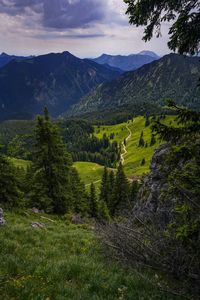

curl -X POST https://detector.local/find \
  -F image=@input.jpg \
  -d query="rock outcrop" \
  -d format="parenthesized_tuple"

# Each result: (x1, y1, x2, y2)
(0, 208, 6, 225)
(136, 144, 174, 224)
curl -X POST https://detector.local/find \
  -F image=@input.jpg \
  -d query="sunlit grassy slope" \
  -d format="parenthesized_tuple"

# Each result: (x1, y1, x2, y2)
(9, 157, 31, 169)
(94, 116, 176, 177)
(0, 210, 179, 300)
(10, 116, 176, 184)
(74, 162, 104, 190)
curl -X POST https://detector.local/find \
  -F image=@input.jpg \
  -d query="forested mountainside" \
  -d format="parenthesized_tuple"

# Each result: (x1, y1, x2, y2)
(71, 54, 200, 116)
(91, 51, 159, 71)
(0, 51, 120, 121)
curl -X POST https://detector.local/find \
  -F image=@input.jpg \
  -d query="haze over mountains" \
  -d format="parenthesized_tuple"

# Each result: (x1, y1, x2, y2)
(0, 51, 120, 120)
(91, 51, 160, 71)
(0, 51, 199, 121)
(72, 54, 200, 116)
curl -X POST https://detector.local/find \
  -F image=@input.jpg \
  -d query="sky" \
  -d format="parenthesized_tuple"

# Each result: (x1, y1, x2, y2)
(0, 0, 171, 58)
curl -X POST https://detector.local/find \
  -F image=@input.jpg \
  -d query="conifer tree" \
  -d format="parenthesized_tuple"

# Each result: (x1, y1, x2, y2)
(150, 134, 156, 146)
(138, 131, 145, 147)
(107, 170, 115, 211)
(70, 167, 88, 215)
(100, 167, 109, 206)
(141, 158, 146, 166)
(89, 182, 98, 218)
(145, 115, 150, 127)
(112, 162, 130, 215)
(29, 108, 73, 214)
(98, 200, 110, 222)
(0, 147, 23, 206)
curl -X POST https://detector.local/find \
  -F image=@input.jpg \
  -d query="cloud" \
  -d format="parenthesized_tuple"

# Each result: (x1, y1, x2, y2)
(0, 0, 125, 29)
(0, 0, 170, 57)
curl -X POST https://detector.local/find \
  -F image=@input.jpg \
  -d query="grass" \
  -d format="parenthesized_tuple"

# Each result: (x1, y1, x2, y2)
(94, 116, 176, 177)
(0, 210, 180, 300)
(9, 116, 177, 183)
(74, 162, 104, 186)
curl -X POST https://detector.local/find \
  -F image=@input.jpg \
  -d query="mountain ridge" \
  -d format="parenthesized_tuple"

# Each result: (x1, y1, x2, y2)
(71, 53, 200, 116)
(90, 51, 160, 71)
(0, 51, 121, 120)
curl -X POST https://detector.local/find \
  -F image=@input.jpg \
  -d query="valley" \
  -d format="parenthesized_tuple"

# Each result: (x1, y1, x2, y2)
(8, 115, 176, 188)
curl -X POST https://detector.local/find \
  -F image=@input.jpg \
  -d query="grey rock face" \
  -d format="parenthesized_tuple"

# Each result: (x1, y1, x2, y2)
(0, 208, 6, 225)
(136, 144, 173, 224)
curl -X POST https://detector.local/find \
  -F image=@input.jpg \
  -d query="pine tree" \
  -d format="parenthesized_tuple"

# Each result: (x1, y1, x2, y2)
(112, 162, 130, 215)
(89, 182, 98, 218)
(98, 200, 110, 222)
(130, 181, 140, 205)
(28, 108, 73, 214)
(138, 131, 145, 147)
(100, 167, 109, 206)
(107, 170, 115, 211)
(0, 147, 23, 207)
(70, 168, 88, 215)
(150, 134, 156, 146)
(145, 115, 150, 127)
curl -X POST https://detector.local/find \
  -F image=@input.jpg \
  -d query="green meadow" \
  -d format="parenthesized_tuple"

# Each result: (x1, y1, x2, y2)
(0, 210, 179, 300)
(10, 116, 177, 185)
(94, 116, 176, 177)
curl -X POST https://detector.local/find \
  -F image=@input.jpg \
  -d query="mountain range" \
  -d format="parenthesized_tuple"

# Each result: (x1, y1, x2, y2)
(71, 54, 200, 116)
(0, 51, 199, 121)
(91, 51, 160, 71)
(0, 52, 32, 69)
(0, 51, 120, 120)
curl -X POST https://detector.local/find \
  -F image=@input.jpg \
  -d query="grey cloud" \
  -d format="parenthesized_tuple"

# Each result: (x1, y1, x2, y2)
(33, 32, 106, 40)
(0, 0, 110, 29)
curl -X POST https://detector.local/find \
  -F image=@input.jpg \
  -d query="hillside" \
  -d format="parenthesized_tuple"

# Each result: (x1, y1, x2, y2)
(91, 51, 159, 71)
(0, 210, 178, 300)
(71, 54, 200, 116)
(0, 52, 120, 120)
(94, 116, 176, 177)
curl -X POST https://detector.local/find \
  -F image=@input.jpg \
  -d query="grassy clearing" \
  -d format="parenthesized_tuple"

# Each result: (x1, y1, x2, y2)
(94, 116, 176, 177)
(0, 210, 179, 300)
(74, 162, 104, 186)
(9, 157, 31, 169)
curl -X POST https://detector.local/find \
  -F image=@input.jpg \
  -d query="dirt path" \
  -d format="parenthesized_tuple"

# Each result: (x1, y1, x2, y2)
(120, 124, 132, 165)
(85, 179, 101, 187)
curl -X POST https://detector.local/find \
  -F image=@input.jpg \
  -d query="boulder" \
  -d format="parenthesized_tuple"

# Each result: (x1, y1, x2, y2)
(31, 222, 45, 228)
(71, 214, 84, 225)
(0, 208, 6, 226)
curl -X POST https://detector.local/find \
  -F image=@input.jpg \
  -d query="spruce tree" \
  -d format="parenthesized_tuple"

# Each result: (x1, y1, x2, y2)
(112, 162, 130, 215)
(145, 115, 150, 127)
(100, 167, 109, 206)
(141, 158, 146, 166)
(0, 148, 23, 206)
(138, 131, 145, 147)
(89, 182, 98, 218)
(150, 134, 156, 146)
(107, 170, 115, 211)
(29, 108, 73, 214)
(70, 168, 88, 215)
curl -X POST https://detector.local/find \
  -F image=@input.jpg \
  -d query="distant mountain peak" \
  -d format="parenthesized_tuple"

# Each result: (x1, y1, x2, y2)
(1, 52, 9, 56)
(138, 51, 160, 58)
(91, 51, 160, 72)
